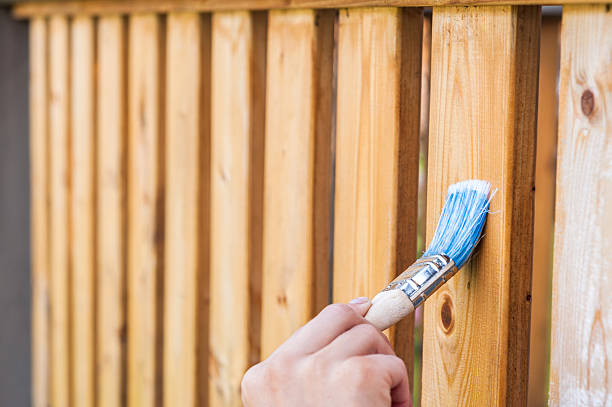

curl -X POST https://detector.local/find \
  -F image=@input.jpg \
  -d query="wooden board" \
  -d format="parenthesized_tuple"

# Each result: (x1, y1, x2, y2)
(97, 15, 126, 407)
(549, 6, 612, 405)
(421, 6, 540, 406)
(48, 15, 71, 407)
(260, 9, 334, 358)
(332, 7, 422, 381)
(127, 14, 164, 407)
(209, 11, 266, 407)
(30, 16, 49, 407)
(528, 15, 559, 407)
(70, 16, 95, 407)
(11, 0, 609, 19)
(163, 12, 210, 407)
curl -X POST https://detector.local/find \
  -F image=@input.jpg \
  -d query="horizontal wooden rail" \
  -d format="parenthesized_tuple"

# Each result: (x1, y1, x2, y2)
(11, 0, 599, 18)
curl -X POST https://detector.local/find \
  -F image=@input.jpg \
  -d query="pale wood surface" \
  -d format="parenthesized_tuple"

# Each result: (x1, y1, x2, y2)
(163, 12, 210, 407)
(209, 11, 266, 407)
(97, 15, 126, 407)
(49, 15, 71, 407)
(11, 0, 605, 19)
(70, 17, 95, 407)
(528, 15, 559, 407)
(549, 6, 612, 405)
(332, 8, 422, 381)
(30, 16, 49, 407)
(261, 9, 334, 358)
(127, 14, 163, 407)
(421, 6, 539, 406)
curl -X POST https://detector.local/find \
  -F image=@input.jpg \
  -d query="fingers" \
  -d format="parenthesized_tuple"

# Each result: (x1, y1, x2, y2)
(361, 354, 412, 407)
(322, 322, 394, 359)
(284, 301, 371, 355)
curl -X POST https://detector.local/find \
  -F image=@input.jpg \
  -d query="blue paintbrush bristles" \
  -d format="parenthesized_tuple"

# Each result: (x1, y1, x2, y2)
(423, 180, 492, 269)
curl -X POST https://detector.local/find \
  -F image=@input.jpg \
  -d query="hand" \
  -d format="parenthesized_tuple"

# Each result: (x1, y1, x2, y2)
(241, 298, 412, 407)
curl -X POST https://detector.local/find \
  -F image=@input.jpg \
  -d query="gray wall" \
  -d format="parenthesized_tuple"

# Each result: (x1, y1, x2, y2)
(0, 6, 30, 406)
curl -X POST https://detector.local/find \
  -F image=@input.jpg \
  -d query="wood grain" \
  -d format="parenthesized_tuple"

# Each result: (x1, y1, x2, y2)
(30, 16, 50, 407)
(97, 15, 126, 407)
(528, 15, 559, 407)
(209, 11, 266, 407)
(127, 14, 164, 407)
(49, 15, 71, 407)
(421, 6, 540, 406)
(70, 16, 96, 407)
(12, 0, 611, 19)
(332, 7, 422, 380)
(549, 6, 612, 405)
(163, 12, 210, 407)
(261, 9, 334, 358)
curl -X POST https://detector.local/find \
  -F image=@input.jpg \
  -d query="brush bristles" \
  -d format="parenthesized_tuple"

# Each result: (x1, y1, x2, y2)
(423, 180, 492, 269)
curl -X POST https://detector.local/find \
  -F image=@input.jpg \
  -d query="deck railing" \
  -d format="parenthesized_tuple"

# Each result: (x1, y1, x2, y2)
(18, 1, 611, 406)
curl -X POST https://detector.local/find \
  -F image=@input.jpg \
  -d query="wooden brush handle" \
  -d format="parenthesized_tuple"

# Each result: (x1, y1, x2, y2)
(364, 289, 415, 331)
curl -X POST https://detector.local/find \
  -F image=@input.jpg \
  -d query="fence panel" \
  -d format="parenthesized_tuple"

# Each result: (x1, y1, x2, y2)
(209, 10, 266, 407)
(332, 7, 422, 383)
(96, 15, 126, 407)
(421, 6, 539, 406)
(549, 6, 612, 405)
(260, 9, 334, 357)
(127, 14, 164, 407)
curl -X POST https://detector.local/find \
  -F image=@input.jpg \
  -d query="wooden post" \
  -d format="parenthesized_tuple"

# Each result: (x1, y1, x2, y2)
(261, 9, 334, 357)
(529, 14, 560, 407)
(549, 6, 612, 405)
(332, 6, 422, 383)
(163, 12, 211, 407)
(49, 15, 71, 407)
(421, 6, 540, 406)
(127, 14, 164, 407)
(70, 16, 96, 407)
(209, 11, 266, 407)
(97, 15, 126, 407)
(30, 16, 50, 407)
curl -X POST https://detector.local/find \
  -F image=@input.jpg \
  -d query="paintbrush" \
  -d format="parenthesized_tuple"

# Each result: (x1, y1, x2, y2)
(365, 180, 493, 331)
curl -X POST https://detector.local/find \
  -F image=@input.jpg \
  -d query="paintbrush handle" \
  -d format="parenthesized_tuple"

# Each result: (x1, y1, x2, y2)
(364, 255, 458, 331)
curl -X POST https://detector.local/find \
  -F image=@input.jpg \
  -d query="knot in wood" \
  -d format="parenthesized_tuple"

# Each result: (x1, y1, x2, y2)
(581, 89, 595, 116)
(440, 295, 454, 334)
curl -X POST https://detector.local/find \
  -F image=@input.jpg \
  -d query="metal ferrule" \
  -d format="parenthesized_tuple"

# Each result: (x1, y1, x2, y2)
(382, 254, 458, 308)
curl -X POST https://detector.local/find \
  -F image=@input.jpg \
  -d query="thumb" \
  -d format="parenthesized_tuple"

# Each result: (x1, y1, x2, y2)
(348, 297, 371, 316)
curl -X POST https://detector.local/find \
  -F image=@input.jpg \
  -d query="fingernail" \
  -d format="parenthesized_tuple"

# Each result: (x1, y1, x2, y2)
(349, 297, 369, 304)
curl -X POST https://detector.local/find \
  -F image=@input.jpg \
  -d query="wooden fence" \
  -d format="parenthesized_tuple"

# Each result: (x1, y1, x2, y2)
(19, 1, 611, 406)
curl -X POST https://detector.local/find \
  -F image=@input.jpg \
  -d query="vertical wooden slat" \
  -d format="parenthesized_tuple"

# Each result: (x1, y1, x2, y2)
(261, 9, 334, 357)
(528, 14, 560, 407)
(127, 14, 164, 407)
(549, 6, 612, 405)
(49, 15, 71, 407)
(422, 6, 540, 406)
(71, 16, 96, 407)
(97, 15, 126, 407)
(332, 6, 422, 383)
(30, 16, 49, 407)
(163, 12, 210, 407)
(209, 11, 266, 407)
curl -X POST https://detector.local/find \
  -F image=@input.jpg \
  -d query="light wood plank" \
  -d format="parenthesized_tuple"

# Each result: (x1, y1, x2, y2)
(332, 7, 422, 382)
(163, 12, 210, 407)
(11, 0, 608, 19)
(30, 16, 50, 407)
(127, 14, 164, 407)
(261, 9, 334, 358)
(528, 15, 560, 407)
(49, 15, 71, 407)
(421, 6, 540, 406)
(70, 16, 96, 407)
(97, 15, 126, 407)
(549, 6, 612, 405)
(209, 11, 266, 407)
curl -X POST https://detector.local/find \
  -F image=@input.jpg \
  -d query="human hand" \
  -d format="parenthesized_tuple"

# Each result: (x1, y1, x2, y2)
(241, 298, 412, 407)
